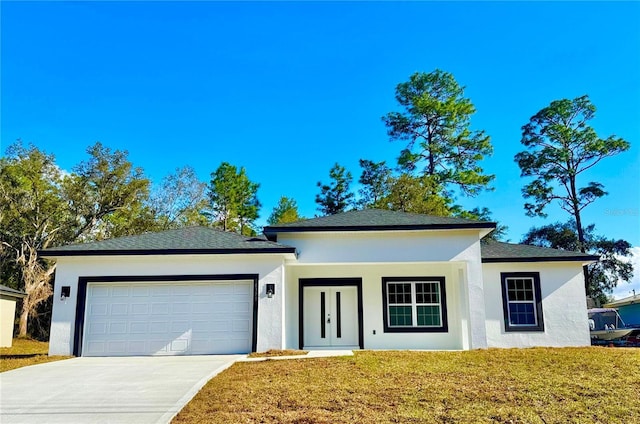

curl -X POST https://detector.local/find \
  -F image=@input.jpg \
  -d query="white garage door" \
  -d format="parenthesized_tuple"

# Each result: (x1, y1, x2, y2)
(83, 281, 253, 356)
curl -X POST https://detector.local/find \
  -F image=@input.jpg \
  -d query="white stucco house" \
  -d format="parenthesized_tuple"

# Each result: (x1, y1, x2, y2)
(41, 209, 598, 357)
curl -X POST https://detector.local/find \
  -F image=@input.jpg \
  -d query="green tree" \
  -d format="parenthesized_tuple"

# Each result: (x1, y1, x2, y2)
(62, 142, 150, 241)
(0, 143, 66, 337)
(378, 174, 450, 216)
(0, 141, 152, 337)
(267, 196, 302, 225)
(382, 70, 494, 197)
(516, 95, 632, 295)
(151, 166, 209, 230)
(207, 162, 260, 235)
(315, 163, 355, 215)
(357, 159, 391, 209)
(522, 222, 633, 304)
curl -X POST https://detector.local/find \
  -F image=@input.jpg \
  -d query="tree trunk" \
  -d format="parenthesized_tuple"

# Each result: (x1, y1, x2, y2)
(569, 175, 591, 293)
(427, 131, 435, 176)
(18, 298, 30, 337)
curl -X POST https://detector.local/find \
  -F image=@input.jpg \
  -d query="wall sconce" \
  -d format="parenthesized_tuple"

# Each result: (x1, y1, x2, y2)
(61, 286, 71, 301)
(266, 283, 275, 298)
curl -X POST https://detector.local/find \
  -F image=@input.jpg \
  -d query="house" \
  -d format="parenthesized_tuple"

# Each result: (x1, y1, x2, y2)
(0, 284, 27, 348)
(41, 209, 598, 357)
(604, 293, 640, 328)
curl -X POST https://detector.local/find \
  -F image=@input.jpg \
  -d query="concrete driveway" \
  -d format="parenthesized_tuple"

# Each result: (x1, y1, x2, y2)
(0, 355, 241, 424)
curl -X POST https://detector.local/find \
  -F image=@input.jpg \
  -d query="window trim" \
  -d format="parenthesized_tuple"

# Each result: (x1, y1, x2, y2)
(500, 272, 544, 332)
(382, 277, 448, 333)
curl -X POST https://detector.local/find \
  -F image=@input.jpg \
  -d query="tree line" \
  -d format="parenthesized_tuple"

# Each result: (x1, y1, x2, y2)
(1, 69, 633, 338)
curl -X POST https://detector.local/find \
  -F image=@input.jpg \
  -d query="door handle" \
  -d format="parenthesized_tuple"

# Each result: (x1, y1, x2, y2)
(327, 317, 331, 323)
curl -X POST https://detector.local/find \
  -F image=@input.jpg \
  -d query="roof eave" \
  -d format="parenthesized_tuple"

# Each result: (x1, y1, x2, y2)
(39, 247, 297, 257)
(264, 222, 496, 239)
(0, 290, 27, 299)
(482, 255, 600, 264)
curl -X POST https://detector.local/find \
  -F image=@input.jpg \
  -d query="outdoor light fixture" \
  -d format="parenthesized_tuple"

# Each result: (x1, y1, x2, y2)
(266, 283, 275, 298)
(61, 286, 71, 301)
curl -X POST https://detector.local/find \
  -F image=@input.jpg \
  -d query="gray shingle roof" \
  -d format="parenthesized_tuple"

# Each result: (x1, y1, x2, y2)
(481, 240, 599, 263)
(264, 209, 495, 239)
(39, 226, 296, 257)
(0, 284, 26, 298)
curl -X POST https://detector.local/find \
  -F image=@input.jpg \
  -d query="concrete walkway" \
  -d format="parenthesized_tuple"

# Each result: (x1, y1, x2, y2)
(0, 355, 241, 424)
(239, 349, 354, 362)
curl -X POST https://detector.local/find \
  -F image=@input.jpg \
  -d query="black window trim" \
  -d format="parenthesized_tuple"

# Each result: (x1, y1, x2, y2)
(382, 276, 448, 333)
(500, 272, 545, 332)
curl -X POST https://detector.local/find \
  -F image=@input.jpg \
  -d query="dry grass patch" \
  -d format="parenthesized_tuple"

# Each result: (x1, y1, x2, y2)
(248, 349, 308, 358)
(174, 347, 640, 423)
(0, 338, 71, 372)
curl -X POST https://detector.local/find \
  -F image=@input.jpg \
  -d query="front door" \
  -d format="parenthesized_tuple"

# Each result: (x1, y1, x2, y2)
(303, 286, 359, 348)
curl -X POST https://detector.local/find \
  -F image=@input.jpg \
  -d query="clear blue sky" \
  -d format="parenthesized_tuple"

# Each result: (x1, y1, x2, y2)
(2, 1, 639, 251)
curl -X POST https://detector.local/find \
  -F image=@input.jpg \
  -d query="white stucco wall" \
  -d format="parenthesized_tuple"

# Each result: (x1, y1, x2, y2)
(48, 254, 287, 356)
(1, 296, 19, 347)
(279, 229, 488, 350)
(483, 262, 590, 348)
(278, 230, 482, 263)
(285, 262, 469, 350)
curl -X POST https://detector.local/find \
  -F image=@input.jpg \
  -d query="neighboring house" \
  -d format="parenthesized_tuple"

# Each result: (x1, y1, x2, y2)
(604, 293, 640, 327)
(41, 209, 598, 357)
(0, 285, 26, 348)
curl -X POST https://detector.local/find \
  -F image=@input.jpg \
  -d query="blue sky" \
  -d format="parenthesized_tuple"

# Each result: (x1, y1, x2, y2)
(2, 1, 639, 263)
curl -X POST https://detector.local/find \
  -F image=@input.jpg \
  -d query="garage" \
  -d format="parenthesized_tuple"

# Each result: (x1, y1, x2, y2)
(81, 279, 254, 356)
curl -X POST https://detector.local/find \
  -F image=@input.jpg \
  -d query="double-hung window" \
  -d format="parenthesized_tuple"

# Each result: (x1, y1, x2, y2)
(500, 272, 544, 332)
(382, 277, 448, 333)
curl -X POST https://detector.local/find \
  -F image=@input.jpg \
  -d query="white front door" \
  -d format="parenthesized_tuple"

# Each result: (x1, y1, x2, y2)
(303, 286, 358, 348)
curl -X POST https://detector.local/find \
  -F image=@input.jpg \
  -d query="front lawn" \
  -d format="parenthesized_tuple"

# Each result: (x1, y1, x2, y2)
(0, 338, 71, 372)
(174, 347, 640, 423)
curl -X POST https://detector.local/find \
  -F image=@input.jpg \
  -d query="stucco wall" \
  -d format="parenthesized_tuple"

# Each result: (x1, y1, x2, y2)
(285, 262, 469, 350)
(279, 229, 488, 350)
(48, 254, 286, 356)
(1, 296, 18, 347)
(278, 229, 481, 263)
(482, 262, 590, 348)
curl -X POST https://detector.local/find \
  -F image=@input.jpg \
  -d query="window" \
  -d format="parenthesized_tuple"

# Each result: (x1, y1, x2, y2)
(382, 277, 448, 333)
(500, 272, 544, 332)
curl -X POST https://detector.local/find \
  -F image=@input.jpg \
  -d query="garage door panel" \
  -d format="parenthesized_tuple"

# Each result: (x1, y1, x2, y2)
(112, 286, 130, 297)
(91, 286, 110, 297)
(109, 322, 127, 334)
(88, 322, 107, 335)
(150, 321, 169, 333)
(151, 303, 170, 314)
(172, 303, 190, 314)
(89, 304, 108, 316)
(130, 322, 147, 333)
(132, 286, 150, 297)
(131, 304, 148, 314)
(83, 281, 253, 356)
(111, 303, 128, 315)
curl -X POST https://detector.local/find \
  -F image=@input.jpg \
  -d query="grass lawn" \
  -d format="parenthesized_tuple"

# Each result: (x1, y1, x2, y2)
(0, 338, 71, 372)
(173, 347, 640, 423)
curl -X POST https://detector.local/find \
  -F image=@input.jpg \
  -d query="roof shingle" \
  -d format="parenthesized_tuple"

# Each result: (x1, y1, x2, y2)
(39, 226, 296, 257)
(480, 240, 599, 263)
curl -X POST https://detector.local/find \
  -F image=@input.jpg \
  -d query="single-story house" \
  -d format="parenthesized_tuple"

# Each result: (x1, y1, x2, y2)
(41, 209, 598, 357)
(0, 284, 27, 348)
(604, 293, 640, 328)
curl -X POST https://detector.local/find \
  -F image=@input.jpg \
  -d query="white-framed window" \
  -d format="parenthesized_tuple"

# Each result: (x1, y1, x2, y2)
(382, 277, 448, 333)
(500, 272, 544, 332)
